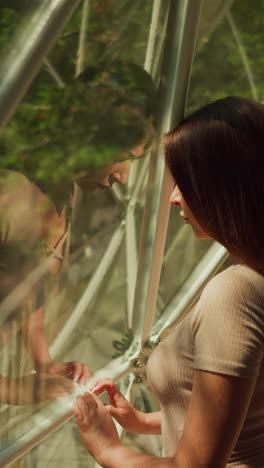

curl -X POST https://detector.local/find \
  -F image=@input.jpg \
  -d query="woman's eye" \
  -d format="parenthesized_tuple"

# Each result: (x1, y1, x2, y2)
(132, 152, 148, 163)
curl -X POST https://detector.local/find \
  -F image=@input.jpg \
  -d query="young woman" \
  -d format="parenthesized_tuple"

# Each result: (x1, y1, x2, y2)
(73, 96, 264, 467)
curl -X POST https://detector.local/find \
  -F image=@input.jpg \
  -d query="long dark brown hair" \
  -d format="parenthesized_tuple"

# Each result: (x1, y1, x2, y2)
(164, 96, 264, 275)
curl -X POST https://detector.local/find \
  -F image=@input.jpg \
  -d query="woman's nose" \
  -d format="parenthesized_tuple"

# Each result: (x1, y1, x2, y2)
(170, 185, 181, 206)
(112, 163, 130, 185)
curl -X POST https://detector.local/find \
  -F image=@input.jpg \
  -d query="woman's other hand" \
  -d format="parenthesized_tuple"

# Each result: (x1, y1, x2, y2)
(44, 361, 93, 385)
(91, 378, 161, 434)
(90, 378, 142, 432)
(73, 391, 121, 463)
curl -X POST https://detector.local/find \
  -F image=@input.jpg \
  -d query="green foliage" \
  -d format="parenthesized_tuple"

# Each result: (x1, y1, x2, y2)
(112, 329, 133, 358)
(187, 0, 264, 112)
(1, 59, 157, 190)
(0, 8, 18, 47)
(0, 1, 157, 192)
(1, 0, 264, 192)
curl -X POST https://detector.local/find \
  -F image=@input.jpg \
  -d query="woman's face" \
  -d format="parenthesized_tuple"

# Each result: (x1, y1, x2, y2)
(74, 142, 147, 192)
(170, 185, 211, 239)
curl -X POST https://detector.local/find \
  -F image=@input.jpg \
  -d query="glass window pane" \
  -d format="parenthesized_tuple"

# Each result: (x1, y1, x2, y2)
(1, 0, 263, 466)
(0, 0, 164, 464)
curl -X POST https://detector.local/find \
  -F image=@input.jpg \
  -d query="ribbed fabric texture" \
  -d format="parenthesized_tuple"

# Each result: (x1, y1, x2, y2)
(0, 171, 43, 314)
(0, 171, 70, 312)
(147, 265, 264, 466)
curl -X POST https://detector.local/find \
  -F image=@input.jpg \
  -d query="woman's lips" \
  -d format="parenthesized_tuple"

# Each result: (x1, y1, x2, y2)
(96, 183, 110, 190)
(173, 207, 191, 225)
(180, 212, 190, 224)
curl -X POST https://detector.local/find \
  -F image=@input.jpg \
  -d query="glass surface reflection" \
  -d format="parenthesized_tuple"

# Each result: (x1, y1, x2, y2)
(0, 0, 163, 460)
(0, 61, 156, 420)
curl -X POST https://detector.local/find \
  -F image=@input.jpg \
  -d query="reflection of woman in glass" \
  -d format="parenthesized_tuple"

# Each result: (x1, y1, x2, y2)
(0, 61, 156, 404)
(73, 97, 264, 468)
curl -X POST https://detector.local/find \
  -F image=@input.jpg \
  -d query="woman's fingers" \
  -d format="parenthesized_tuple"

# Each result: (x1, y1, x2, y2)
(73, 392, 104, 427)
(34, 374, 74, 401)
(73, 395, 91, 425)
(90, 378, 114, 393)
(73, 392, 120, 460)
(91, 379, 124, 399)
(64, 361, 94, 384)
(44, 375, 74, 395)
(91, 379, 127, 409)
(69, 361, 93, 385)
(78, 364, 94, 385)
(106, 404, 125, 417)
(85, 391, 106, 411)
(47, 361, 93, 385)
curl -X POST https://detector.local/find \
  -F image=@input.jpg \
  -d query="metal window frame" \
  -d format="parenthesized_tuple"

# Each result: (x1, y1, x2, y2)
(0, 0, 81, 129)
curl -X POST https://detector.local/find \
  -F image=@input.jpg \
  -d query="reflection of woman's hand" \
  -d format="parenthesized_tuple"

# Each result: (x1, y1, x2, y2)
(42, 361, 93, 385)
(73, 392, 121, 463)
(91, 378, 146, 433)
(0, 373, 74, 405)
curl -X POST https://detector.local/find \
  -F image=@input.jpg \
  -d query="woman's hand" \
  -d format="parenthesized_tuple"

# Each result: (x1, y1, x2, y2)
(90, 378, 142, 432)
(45, 361, 93, 385)
(0, 373, 74, 405)
(23, 308, 93, 385)
(91, 378, 161, 434)
(73, 391, 121, 464)
(73, 391, 167, 468)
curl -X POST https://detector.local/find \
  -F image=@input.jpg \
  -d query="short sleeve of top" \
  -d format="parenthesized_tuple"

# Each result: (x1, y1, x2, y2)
(193, 265, 264, 378)
(0, 171, 43, 318)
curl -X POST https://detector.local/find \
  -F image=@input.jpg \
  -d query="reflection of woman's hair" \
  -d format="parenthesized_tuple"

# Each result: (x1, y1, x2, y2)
(75, 61, 157, 155)
(21, 61, 156, 180)
(164, 96, 264, 274)
(10, 60, 157, 207)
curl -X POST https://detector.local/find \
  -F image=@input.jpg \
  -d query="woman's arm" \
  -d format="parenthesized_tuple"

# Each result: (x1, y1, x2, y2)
(22, 307, 53, 370)
(73, 392, 172, 468)
(74, 370, 256, 468)
(0, 373, 74, 404)
(23, 307, 93, 384)
(172, 370, 256, 468)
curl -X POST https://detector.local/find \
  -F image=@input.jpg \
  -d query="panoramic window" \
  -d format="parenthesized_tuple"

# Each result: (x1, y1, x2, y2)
(0, 0, 263, 467)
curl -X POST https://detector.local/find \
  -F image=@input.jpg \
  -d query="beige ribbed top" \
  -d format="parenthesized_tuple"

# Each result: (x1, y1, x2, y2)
(0, 171, 68, 325)
(0, 171, 43, 307)
(147, 265, 264, 467)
